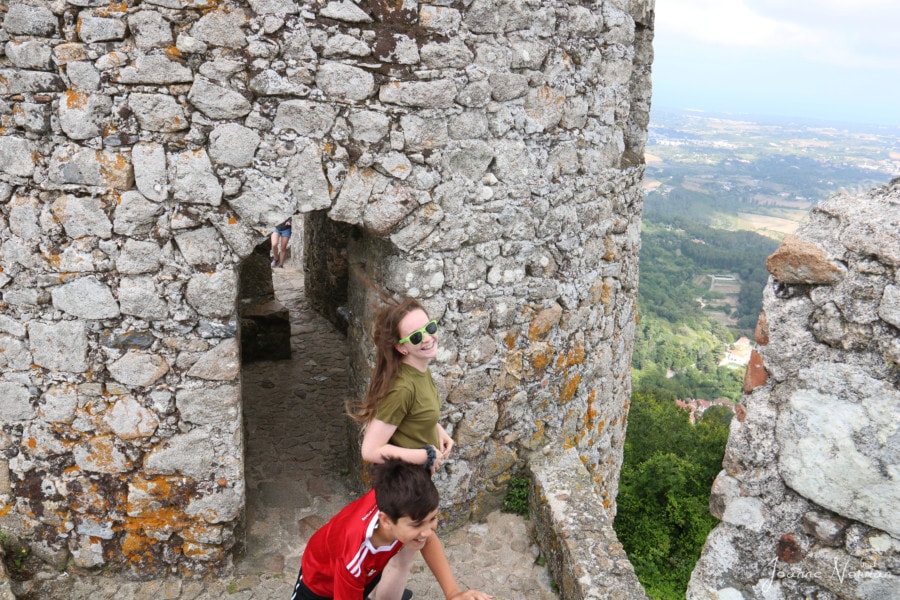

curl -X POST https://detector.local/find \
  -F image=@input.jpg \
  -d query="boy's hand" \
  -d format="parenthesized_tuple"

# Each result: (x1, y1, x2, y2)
(448, 591, 492, 600)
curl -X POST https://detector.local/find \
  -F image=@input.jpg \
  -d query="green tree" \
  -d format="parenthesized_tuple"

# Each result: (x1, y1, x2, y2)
(614, 390, 730, 599)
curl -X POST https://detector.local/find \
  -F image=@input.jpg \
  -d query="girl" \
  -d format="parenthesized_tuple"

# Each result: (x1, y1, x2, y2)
(351, 298, 454, 600)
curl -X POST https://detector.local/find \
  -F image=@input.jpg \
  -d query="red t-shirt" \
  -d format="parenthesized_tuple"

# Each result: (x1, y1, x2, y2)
(300, 489, 402, 598)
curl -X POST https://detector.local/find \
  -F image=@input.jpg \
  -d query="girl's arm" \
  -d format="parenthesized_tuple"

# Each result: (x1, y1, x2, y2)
(421, 535, 493, 600)
(361, 419, 430, 466)
(436, 423, 454, 459)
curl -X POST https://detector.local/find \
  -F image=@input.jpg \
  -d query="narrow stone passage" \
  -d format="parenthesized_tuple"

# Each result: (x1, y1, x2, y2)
(238, 265, 355, 582)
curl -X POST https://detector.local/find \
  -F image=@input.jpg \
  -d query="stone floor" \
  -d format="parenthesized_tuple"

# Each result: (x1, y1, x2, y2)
(12, 266, 557, 600)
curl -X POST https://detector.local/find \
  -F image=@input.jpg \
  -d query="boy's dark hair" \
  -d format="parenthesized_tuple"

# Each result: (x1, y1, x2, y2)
(371, 459, 440, 522)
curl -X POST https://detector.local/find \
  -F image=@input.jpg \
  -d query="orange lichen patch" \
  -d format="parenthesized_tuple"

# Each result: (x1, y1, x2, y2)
(583, 390, 598, 427)
(529, 344, 554, 373)
(96, 151, 132, 188)
(41, 252, 62, 269)
(26, 438, 36, 449)
(534, 86, 562, 104)
(532, 420, 545, 440)
(122, 506, 188, 536)
(182, 541, 225, 561)
(181, 522, 222, 544)
(555, 341, 586, 369)
(503, 329, 518, 350)
(527, 304, 562, 341)
(228, 217, 237, 224)
(121, 531, 154, 558)
(165, 46, 181, 60)
(596, 419, 606, 435)
(558, 373, 581, 403)
(64, 89, 89, 109)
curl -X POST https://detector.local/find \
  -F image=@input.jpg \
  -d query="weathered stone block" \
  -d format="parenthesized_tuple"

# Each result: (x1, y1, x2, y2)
(274, 99, 338, 137)
(144, 428, 217, 479)
(777, 363, 900, 538)
(379, 79, 458, 108)
(132, 142, 168, 202)
(77, 12, 127, 43)
(50, 194, 113, 239)
(3, 4, 58, 36)
(73, 435, 133, 474)
(127, 11, 173, 50)
(767, 235, 846, 285)
(190, 9, 248, 48)
(114, 54, 193, 84)
(187, 339, 240, 381)
(208, 123, 260, 168)
(108, 350, 170, 388)
(51, 276, 120, 319)
(0, 382, 35, 422)
(113, 190, 163, 236)
(169, 149, 222, 206)
(4, 40, 53, 70)
(174, 227, 224, 266)
(49, 147, 134, 190)
(316, 62, 374, 102)
(286, 143, 331, 212)
(185, 271, 237, 318)
(0, 136, 37, 178)
(128, 93, 188, 132)
(117, 277, 167, 321)
(116, 239, 163, 274)
(320, 0, 373, 23)
(103, 396, 159, 439)
(187, 77, 252, 120)
(29, 321, 89, 372)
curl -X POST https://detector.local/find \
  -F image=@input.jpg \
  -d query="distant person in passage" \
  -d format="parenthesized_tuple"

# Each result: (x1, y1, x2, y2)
(271, 217, 292, 268)
(289, 459, 492, 600)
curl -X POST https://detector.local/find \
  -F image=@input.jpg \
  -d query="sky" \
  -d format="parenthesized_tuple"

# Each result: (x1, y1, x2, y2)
(650, 0, 900, 126)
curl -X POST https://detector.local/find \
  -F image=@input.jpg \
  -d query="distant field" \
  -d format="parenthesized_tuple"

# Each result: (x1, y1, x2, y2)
(735, 212, 802, 236)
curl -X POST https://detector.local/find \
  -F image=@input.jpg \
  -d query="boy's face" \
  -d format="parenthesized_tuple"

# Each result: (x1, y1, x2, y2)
(381, 508, 439, 551)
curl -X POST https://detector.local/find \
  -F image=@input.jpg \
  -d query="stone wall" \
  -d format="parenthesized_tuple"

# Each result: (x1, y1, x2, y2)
(688, 181, 900, 599)
(0, 0, 653, 578)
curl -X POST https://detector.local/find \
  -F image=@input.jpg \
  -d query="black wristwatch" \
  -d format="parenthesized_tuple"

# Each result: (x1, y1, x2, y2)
(422, 445, 437, 471)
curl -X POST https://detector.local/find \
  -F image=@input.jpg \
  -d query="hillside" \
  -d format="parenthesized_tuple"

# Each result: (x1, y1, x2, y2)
(643, 108, 900, 238)
(635, 109, 900, 402)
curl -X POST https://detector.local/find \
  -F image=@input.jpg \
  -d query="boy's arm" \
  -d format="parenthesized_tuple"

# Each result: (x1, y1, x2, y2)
(421, 535, 493, 600)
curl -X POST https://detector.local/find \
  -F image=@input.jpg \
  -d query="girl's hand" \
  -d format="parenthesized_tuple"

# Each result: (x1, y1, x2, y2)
(437, 424, 454, 460)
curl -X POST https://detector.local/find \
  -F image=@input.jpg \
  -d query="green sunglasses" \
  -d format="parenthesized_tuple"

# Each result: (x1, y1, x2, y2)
(397, 320, 439, 346)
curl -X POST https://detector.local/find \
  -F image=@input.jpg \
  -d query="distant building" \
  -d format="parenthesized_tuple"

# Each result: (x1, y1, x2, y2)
(719, 336, 753, 366)
(675, 398, 735, 424)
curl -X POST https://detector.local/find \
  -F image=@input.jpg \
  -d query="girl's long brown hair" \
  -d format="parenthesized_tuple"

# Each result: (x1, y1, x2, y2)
(349, 297, 424, 424)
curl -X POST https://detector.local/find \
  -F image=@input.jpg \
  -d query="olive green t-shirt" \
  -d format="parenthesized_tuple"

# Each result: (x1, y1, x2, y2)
(374, 363, 441, 449)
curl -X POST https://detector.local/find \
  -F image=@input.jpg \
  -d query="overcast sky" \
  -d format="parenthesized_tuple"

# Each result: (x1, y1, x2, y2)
(650, 0, 900, 126)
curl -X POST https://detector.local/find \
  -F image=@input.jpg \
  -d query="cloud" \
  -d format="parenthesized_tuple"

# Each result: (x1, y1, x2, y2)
(657, 0, 900, 69)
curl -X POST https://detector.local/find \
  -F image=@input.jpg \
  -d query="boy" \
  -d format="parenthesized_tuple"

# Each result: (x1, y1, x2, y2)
(290, 460, 493, 600)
